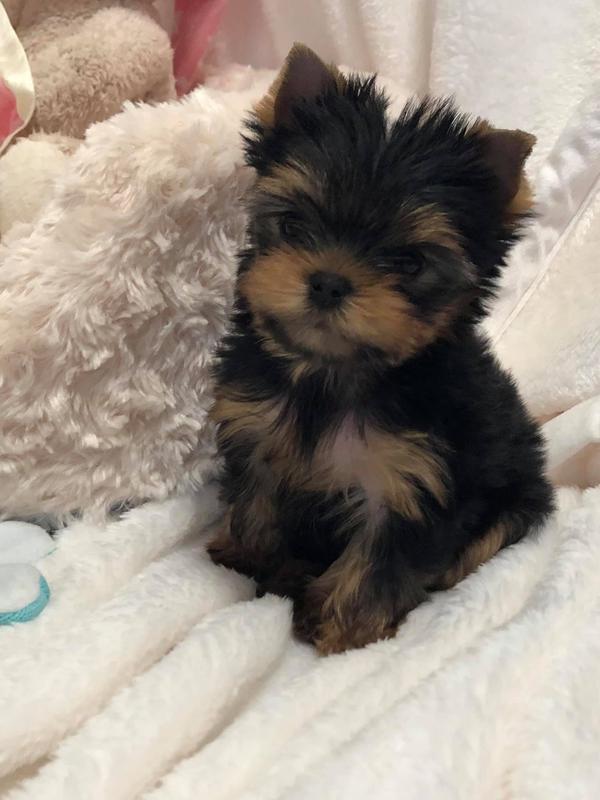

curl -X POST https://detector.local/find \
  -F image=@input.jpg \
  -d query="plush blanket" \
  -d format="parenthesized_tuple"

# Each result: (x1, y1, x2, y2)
(0, 86, 254, 521)
(1, 477, 599, 798)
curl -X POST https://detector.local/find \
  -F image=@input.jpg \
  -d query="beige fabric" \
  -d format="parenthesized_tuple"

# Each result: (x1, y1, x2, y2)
(10, 0, 175, 138)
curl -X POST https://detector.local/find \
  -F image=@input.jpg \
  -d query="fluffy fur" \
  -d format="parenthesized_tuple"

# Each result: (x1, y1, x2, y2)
(0, 133, 78, 237)
(0, 89, 253, 521)
(211, 45, 554, 654)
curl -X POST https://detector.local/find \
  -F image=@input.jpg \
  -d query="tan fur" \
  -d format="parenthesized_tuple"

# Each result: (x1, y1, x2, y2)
(474, 120, 536, 217)
(313, 607, 397, 655)
(234, 491, 278, 550)
(212, 394, 285, 444)
(288, 359, 315, 384)
(319, 542, 372, 615)
(208, 507, 278, 574)
(213, 392, 297, 471)
(240, 245, 461, 363)
(351, 428, 447, 518)
(400, 203, 464, 254)
(206, 510, 239, 567)
(239, 246, 315, 319)
(438, 522, 508, 589)
(338, 280, 455, 363)
(258, 161, 317, 200)
(298, 535, 419, 654)
(211, 391, 294, 560)
(254, 43, 344, 129)
(508, 174, 535, 217)
(253, 64, 289, 129)
(296, 539, 392, 655)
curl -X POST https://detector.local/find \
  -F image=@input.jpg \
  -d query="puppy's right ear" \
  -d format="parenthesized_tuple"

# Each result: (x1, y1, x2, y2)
(476, 122, 537, 217)
(255, 43, 341, 129)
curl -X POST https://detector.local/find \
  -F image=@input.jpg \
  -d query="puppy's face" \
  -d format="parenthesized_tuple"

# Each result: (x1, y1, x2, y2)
(240, 45, 535, 364)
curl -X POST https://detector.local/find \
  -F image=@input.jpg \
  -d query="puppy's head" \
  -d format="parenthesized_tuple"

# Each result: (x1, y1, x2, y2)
(239, 44, 535, 364)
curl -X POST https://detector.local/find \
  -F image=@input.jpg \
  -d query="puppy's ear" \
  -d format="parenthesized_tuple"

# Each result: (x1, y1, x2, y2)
(479, 125, 536, 215)
(255, 43, 341, 129)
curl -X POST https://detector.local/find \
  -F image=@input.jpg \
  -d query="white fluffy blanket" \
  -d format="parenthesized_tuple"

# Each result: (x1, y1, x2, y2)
(1, 479, 600, 799)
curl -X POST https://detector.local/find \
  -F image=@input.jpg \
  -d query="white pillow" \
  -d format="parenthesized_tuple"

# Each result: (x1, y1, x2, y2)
(485, 89, 600, 424)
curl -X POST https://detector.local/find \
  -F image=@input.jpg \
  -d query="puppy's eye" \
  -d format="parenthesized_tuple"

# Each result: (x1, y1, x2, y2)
(394, 251, 425, 276)
(279, 214, 303, 242)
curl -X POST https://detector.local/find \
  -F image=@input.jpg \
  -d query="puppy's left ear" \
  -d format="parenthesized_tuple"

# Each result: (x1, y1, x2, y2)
(255, 43, 342, 129)
(479, 126, 536, 215)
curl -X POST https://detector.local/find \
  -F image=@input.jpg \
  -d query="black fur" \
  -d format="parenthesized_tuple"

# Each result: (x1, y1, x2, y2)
(212, 71, 554, 652)
(216, 323, 552, 570)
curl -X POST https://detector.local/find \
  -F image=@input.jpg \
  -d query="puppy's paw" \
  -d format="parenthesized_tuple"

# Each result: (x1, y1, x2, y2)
(256, 558, 317, 600)
(292, 592, 323, 646)
(207, 542, 250, 575)
(293, 588, 398, 655)
(319, 617, 397, 655)
(207, 516, 256, 577)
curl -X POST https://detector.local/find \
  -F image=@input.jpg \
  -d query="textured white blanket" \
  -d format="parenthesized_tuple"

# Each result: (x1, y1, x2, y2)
(1, 480, 599, 799)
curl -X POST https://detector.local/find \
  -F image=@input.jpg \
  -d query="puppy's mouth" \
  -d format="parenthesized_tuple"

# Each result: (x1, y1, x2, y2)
(262, 310, 356, 360)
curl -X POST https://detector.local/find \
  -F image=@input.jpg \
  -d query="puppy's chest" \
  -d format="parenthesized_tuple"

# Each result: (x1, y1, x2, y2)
(215, 390, 447, 520)
(270, 408, 446, 521)
(318, 416, 383, 499)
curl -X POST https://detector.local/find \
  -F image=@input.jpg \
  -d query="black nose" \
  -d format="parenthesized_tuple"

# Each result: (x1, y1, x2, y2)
(308, 271, 353, 310)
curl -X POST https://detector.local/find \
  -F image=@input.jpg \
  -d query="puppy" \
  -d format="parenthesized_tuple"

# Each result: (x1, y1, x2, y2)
(209, 44, 554, 654)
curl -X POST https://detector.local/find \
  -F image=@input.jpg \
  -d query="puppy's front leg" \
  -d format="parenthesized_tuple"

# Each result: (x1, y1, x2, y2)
(208, 484, 282, 581)
(209, 390, 289, 580)
(293, 523, 428, 655)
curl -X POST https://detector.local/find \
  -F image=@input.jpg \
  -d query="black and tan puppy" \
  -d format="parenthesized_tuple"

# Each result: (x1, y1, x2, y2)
(209, 44, 554, 654)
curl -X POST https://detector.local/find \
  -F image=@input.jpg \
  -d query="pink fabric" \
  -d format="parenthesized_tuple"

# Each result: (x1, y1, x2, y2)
(172, 0, 228, 96)
(0, 78, 22, 143)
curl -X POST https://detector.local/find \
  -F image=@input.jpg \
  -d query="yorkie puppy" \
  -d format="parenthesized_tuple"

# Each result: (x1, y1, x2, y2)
(209, 44, 554, 654)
